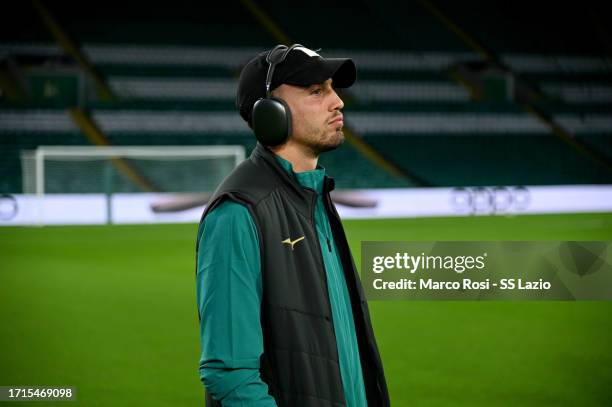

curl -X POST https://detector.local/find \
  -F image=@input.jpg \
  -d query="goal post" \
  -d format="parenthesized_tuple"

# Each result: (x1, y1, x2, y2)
(21, 145, 245, 225)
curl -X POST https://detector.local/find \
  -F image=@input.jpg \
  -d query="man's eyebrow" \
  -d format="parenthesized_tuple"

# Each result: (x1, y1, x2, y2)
(305, 83, 323, 91)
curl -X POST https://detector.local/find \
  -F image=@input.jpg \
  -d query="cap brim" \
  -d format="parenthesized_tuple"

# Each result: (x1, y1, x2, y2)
(284, 57, 356, 89)
(325, 58, 357, 88)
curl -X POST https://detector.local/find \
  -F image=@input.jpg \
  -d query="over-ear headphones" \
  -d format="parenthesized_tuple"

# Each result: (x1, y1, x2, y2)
(252, 44, 303, 146)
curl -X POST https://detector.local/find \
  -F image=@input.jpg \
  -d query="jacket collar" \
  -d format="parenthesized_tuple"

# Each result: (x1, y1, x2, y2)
(252, 143, 335, 191)
(251, 143, 336, 217)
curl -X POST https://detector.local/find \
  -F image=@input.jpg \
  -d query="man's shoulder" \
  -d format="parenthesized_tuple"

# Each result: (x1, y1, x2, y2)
(206, 200, 250, 222)
(198, 199, 256, 244)
(211, 156, 278, 206)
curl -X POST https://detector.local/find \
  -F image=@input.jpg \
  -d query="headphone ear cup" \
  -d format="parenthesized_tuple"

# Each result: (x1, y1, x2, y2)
(270, 97, 292, 141)
(252, 97, 291, 146)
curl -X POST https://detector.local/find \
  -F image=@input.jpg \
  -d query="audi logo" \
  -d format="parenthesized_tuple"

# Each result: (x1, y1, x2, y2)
(451, 186, 531, 215)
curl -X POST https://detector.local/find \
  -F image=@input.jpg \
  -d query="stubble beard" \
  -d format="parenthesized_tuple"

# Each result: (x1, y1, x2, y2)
(294, 117, 345, 156)
(320, 128, 345, 153)
(307, 126, 345, 155)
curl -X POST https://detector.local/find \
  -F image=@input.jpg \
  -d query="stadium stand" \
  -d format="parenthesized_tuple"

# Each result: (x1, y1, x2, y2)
(1, 1, 611, 193)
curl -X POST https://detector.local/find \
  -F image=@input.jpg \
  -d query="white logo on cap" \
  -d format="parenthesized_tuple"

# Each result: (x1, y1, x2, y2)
(294, 46, 320, 58)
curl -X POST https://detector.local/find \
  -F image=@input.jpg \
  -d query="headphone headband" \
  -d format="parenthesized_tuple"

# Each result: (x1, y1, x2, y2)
(264, 44, 303, 96)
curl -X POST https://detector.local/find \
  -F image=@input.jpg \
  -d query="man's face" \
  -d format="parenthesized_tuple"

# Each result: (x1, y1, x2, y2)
(273, 79, 345, 155)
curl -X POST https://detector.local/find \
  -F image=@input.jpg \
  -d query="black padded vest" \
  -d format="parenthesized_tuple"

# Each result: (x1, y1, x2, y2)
(197, 143, 390, 407)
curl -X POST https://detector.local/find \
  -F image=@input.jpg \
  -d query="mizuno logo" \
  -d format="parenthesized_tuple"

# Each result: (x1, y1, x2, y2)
(282, 236, 305, 250)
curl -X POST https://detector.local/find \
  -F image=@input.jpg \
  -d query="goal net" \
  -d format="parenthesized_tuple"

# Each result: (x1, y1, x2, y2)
(20, 145, 245, 224)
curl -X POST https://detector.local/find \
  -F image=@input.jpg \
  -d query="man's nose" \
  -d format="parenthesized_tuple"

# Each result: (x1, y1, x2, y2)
(330, 90, 344, 111)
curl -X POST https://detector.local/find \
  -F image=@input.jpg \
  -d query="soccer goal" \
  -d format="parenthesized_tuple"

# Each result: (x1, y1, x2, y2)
(20, 145, 245, 225)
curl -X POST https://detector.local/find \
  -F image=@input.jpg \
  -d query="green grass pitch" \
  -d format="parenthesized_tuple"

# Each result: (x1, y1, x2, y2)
(1, 213, 611, 406)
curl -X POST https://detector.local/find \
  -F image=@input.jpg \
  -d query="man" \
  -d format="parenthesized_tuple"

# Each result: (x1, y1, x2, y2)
(196, 44, 390, 407)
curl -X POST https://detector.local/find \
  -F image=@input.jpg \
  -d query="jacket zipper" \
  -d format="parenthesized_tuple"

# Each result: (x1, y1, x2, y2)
(310, 191, 336, 318)
(314, 190, 332, 252)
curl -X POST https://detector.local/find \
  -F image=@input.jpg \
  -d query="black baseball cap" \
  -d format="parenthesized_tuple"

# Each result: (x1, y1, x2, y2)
(236, 45, 357, 125)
